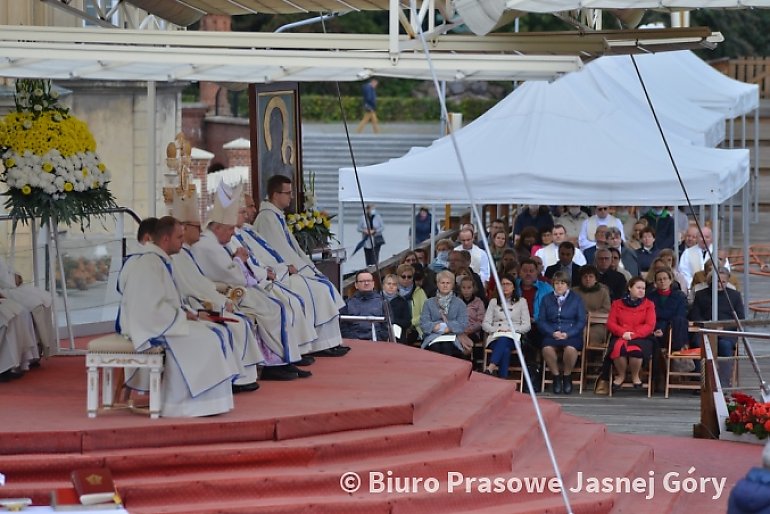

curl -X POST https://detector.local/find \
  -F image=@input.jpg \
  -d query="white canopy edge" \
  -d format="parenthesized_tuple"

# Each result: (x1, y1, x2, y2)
(505, 0, 770, 11)
(0, 26, 583, 82)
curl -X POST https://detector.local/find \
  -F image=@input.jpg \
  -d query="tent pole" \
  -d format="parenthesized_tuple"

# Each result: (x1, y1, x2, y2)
(430, 205, 436, 259)
(673, 206, 680, 261)
(711, 204, 719, 322)
(743, 183, 750, 306)
(754, 108, 760, 223)
(147, 80, 157, 217)
(410, 204, 416, 250)
(338, 201, 344, 250)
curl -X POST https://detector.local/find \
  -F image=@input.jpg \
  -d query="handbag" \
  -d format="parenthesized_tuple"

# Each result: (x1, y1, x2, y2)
(594, 378, 610, 395)
(373, 234, 385, 247)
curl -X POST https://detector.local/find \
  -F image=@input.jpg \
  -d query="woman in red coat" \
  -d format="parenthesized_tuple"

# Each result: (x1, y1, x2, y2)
(606, 277, 656, 391)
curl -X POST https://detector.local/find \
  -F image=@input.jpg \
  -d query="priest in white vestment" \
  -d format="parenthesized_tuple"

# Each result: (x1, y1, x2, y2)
(169, 190, 263, 392)
(117, 216, 239, 417)
(0, 296, 39, 379)
(0, 256, 55, 356)
(253, 175, 349, 357)
(236, 198, 345, 351)
(678, 226, 729, 288)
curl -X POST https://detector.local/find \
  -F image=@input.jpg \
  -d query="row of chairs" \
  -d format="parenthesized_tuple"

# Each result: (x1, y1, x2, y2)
(479, 312, 704, 398)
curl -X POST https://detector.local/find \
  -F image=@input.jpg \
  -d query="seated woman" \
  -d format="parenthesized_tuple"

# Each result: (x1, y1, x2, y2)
(428, 238, 454, 272)
(637, 226, 660, 276)
(481, 273, 530, 378)
(537, 272, 587, 394)
(530, 226, 553, 256)
(486, 257, 518, 305)
(420, 270, 468, 356)
(458, 276, 485, 351)
(656, 249, 688, 293)
(627, 220, 647, 251)
(514, 227, 538, 264)
(382, 274, 412, 344)
(606, 277, 656, 391)
(396, 263, 428, 344)
(572, 265, 611, 347)
(489, 229, 510, 268)
(647, 267, 689, 352)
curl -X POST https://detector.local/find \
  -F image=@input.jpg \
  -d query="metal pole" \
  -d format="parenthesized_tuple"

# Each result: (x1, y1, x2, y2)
(52, 217, 75, 351)
(430, 204, 436, 259)
(743, 183, 750, 306)
(147, 80, 157, 217)
(673, 205, 680, 261)
(711, 204, 719, 322)
(410, 204, 416, 250)
(30, 219, 40, 288)
(754, 108, 760, 223)
(338, 201, 344, 250)
(46, 221, 60, 352)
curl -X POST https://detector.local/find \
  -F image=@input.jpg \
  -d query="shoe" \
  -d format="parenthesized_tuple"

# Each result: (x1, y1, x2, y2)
(260, 366, 299, 381)
(562, 375, 573, 395)
(312, 346, 350, 357)
(232, 382, 260, 393)
(632, 381, 644, 389)
(286, 364, 312, 378)
(295, 355, 315, 367)
(483, 368, 497, 377)
(0, 369, 24, 382)
(612, 380, 623, 393)
(552, 375, 563, 395)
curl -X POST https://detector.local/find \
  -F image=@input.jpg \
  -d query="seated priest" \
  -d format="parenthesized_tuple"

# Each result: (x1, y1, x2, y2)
(233, 195, 345, 353)
(0, 254, 55, 358)
(253, 174, 349, 357)
(191, 183, 315, 381)
(0, 293, 40, 382)
(117, 215, 241, 417)
(169, 190, 263, 393)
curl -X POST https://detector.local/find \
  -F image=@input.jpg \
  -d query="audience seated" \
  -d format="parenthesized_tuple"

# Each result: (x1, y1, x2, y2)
(641, 206, 676, 250)
(428, 238, 454, 273)
(455, 228, 490, 284)
(582, 225, 609, 268)
(689, 267, 745, 386)
(489, 229, 509, 268)
(514, 226, 539, 264)
(627, 220, 647, 251)
(678, 226, 728, 289)
(530, 226, 553, 257)
(340, 271, 389, 341)
(606, 226, 639, 278)
(537, 272, 586, 394)
(420, 270, 468, 356)
(458, 275, 485, 353)
(481, 272, 530, 378)
(637, 226, 660, 275)
(554, 206, 588, 244)
(536, 224, 587, 270)
(544, 242, 582, 284)
(448, 250, 487, 305)
(594, 248, 627, 301)
(608, 247, 632, 282)
(579, 206, 625, 252)
(647, 267, 689, 353)
(654, 249, 688, 293)
(382, 274, 412, 344)
(572, 265, 611, 347)
(396, 263, 428, 343)
(515, 259, 553, 387)
(513, 205, 554, 241)
(606, 277, 656, 392)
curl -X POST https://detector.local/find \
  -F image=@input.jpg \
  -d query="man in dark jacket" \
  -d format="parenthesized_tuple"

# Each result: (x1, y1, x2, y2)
(594, 248, 627, 301)
(689, 267, 745, 386)
(340, 271, 389, 340)
(641, 206, 675, 250)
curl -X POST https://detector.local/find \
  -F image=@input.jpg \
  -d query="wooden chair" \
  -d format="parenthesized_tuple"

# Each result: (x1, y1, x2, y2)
(580, 312, 609, 393)
(483, 334, 525, 388)
(664, 325, 702, 398)
(541, 345, 585, 395)
(86, 334, 164, 419)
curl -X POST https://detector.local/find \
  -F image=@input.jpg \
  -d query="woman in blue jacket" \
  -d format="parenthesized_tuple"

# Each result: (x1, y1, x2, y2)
(537, 271, 586, 395)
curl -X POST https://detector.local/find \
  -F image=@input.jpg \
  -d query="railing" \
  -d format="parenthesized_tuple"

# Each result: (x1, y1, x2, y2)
(0, 207, 143, 351)
(713, 56, 770, 99)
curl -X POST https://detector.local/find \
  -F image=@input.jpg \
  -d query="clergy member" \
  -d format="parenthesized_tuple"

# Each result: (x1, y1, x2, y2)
(235, 196, 345, 352)
(253, 175, 349, 357)
(192, 184, 315, 381)
(117, 216, 240, 417)
(169, 190, 263, 393)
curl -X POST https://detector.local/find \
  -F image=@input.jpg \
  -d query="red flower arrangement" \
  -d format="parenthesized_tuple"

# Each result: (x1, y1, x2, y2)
(726, 392, 770, 439)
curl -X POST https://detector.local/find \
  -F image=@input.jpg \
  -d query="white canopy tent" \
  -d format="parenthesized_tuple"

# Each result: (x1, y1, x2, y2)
(338, 65, 750, 206)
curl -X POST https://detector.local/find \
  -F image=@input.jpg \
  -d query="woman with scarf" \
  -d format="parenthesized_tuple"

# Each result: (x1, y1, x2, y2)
(572, 265, 611, 347)
(396, 263, 427, 344)
(382, 274, 412, 344)
(537, 272, 586, 394)
(482, 273, 530, 378)
(420, 270, 468, 356)
(647, 267, 689, 352)
(458, 275, 485, 358)
(606, 277, 656, 391)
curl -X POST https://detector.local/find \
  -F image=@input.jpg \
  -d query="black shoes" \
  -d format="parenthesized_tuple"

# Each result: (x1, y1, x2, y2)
(562, 375, 573, 395)
(311, 346, 350, 357)
(551, 375, 563, 395)
(285, 364, 312, 378)
(295, 356, 315, 367)
(232, 382, 260, 393)
(260, 366, 299, 381)
(0, 368, 24, 382)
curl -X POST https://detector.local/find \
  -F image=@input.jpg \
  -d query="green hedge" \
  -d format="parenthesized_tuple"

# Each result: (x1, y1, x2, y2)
(298, 95, 498, 122)
(231, 94, 499, 122)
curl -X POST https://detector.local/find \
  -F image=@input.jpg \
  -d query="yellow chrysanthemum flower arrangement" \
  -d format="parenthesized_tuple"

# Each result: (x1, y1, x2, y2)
(0, 79, 116, 227)
(286, 181, 335, 254)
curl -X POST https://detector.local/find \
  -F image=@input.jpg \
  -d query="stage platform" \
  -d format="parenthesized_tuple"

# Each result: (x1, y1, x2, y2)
(0, 339, 762, 513)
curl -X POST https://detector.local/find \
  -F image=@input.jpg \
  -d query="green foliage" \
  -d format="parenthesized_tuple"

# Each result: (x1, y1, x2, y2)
(297, 95, 499, 122)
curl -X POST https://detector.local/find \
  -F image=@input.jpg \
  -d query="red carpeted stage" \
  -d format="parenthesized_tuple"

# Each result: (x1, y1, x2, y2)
(0, 339, 761, 513)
